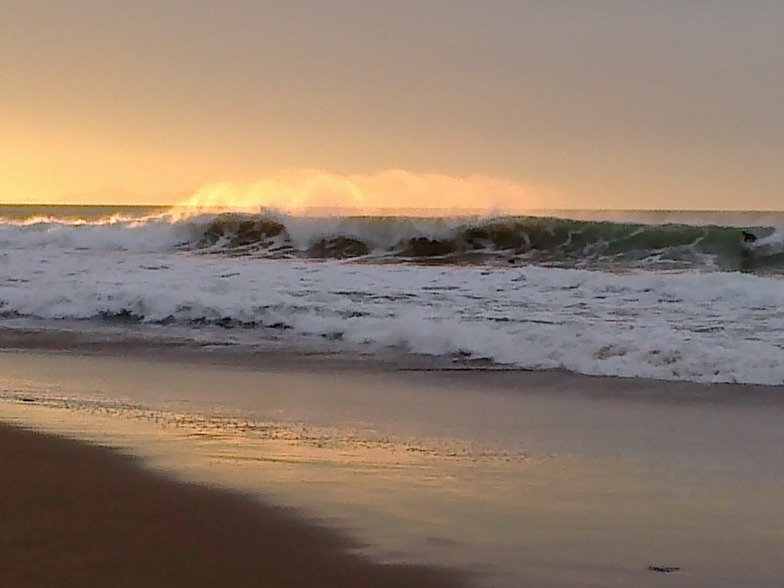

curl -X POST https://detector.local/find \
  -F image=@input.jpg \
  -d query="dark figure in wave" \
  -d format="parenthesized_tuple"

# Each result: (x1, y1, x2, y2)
(740, 230, 757, 272)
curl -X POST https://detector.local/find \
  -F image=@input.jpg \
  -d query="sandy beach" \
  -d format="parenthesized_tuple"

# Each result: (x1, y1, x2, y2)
(2, 348, 784, 587)
(0, 423, 464, 588)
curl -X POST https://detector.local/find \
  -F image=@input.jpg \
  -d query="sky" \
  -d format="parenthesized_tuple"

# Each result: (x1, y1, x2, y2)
(1, 1, 783, 211)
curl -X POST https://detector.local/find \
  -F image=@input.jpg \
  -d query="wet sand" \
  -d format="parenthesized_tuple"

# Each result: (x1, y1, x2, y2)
(2, 349, 784, 587)
(0, 423, 464, 588)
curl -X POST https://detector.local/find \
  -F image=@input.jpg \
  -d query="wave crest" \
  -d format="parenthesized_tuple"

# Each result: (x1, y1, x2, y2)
(2, 206, 783, 272)
(187, 212, 784, 272)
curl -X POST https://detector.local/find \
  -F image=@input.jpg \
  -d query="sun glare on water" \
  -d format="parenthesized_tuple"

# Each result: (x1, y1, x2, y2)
(170, 170, 556, 218)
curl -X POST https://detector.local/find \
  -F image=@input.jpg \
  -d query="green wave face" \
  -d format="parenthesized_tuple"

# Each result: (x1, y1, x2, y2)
(190, 213, 784, 273)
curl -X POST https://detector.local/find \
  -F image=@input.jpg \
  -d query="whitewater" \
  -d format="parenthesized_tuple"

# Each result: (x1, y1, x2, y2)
(1, 205, 783, 385)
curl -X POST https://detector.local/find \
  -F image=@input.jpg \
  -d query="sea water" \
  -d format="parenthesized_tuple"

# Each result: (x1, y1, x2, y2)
(1, 205, 783, 385)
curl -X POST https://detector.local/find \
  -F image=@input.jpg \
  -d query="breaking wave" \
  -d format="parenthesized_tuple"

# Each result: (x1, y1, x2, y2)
(186, 213, 784, 272)
(2, 206, 784, 384)
(2, 207, 783, 273)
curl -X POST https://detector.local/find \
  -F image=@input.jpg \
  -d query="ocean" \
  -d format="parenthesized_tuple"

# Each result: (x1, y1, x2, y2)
(1, 205, 783, 385)
(3, 204, 784, 588)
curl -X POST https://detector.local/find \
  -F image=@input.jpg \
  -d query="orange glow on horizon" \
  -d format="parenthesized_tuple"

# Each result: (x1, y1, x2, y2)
(170, 170, 559, 218)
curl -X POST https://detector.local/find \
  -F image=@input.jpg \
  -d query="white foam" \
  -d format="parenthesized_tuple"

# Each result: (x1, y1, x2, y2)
(0, 216, 189, 253)
(1, 233, 783, 385)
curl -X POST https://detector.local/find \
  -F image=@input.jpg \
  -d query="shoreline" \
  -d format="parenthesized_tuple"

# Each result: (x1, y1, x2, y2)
(1, 334, 782, 410)
(3, 323, 784, 391)
(0, 422, 467, 588)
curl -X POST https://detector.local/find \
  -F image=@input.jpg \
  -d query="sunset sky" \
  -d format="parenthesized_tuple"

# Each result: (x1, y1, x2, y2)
(2, 1, 783, 210)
